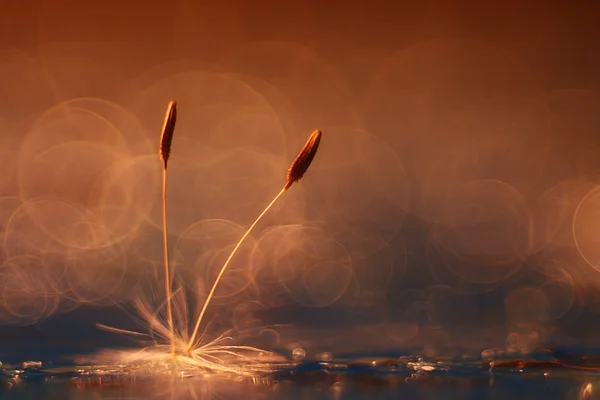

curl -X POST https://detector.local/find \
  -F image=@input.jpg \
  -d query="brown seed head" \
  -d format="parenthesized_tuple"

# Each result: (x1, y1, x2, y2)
(285, 129, 322, 190)
(159, 100, 177, 169)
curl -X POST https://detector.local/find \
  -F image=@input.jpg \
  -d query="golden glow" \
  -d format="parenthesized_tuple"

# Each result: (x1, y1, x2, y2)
(1, 5, 600, 367)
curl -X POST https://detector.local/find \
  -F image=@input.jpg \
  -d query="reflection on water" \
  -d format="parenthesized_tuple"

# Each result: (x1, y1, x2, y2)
(2, 354, 600, 399)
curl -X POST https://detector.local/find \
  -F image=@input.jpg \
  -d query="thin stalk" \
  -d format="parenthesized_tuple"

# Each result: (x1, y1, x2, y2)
(162, 168, 176, 357)
(186, 186, 287, 352)
(158, 100, 177, 357)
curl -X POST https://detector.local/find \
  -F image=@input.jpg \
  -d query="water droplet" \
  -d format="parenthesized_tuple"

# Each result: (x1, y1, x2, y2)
(22, 361, 42, 369)
(481, 348, 495, 360)
(292, 348, 306, 360)
(580, 383, 593, 399)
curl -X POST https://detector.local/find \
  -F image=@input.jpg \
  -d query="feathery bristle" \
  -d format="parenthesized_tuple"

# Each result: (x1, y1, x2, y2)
(159, 100, 177, 169)
(285, 129, 322, 190)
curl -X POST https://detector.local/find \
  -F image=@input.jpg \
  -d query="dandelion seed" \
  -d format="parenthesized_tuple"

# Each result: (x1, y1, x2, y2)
(187, 129, 323, 351)
(159, 100, 178, 358)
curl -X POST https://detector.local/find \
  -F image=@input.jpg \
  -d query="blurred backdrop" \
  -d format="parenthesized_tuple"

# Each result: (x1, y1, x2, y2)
(1, 0, 600, 362)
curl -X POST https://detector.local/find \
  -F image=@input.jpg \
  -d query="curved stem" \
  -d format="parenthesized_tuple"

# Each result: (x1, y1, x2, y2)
(162, 168, 176, 357)
(186, 185, 288, 351)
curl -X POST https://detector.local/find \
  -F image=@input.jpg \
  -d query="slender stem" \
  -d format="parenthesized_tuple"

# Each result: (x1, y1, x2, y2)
(186, 185, 288, 352)
(162, 168, 176, 357)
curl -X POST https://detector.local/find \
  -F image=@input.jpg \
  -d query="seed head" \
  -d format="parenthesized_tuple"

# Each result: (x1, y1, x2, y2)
(285, 129, 322, 190)
(159, 100, 177, 169)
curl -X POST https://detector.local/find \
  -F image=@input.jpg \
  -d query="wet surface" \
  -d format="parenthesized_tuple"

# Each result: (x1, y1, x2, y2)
(2, 351, 600, 399)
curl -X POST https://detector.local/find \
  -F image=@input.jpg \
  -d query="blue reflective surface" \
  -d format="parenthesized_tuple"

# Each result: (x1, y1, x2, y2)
(2, 351, 599, 399)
